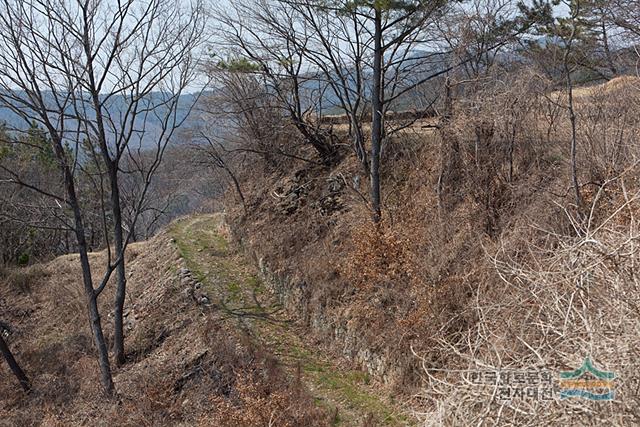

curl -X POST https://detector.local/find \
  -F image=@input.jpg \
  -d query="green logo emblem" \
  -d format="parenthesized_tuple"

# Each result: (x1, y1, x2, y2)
(559, 357, 615, 401)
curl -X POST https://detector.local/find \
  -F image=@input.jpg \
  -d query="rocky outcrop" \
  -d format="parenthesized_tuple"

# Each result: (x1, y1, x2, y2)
(179, 266, 212, 307)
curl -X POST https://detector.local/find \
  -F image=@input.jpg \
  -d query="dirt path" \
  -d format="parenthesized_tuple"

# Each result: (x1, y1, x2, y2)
(169, 214, 413, 426)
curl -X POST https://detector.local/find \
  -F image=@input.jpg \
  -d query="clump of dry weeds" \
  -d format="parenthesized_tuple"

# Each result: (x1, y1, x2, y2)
(413, 172, 640, 425)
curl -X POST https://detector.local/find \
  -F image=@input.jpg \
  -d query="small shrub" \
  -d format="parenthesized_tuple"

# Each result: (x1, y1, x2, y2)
(17, 253, 29, 266)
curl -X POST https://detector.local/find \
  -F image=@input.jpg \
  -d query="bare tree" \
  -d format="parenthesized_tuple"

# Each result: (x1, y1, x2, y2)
(214, 1, 339, 164)
(0, 324, 30, 393)
(203, 65, 294, 168)
(562, 2, 584, 211)
(535, 0, 587, 211)
(225, 0, 456, 222)
(0, 0, 206, 393)
(190, 131, 246, 210)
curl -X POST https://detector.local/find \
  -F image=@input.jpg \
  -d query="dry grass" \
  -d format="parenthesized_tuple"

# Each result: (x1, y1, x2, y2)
(221, 74, 640, 425)
(570, 75, 640, 99)
(414, 173, 640, 425)
(0, 228, 328, 426)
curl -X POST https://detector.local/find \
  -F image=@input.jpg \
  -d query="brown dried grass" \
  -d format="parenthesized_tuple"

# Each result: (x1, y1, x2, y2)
(0, 230, 327, 426)
(221, 71, 640, 424)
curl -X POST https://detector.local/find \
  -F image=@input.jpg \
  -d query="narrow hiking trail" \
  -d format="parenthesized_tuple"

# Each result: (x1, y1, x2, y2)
(169, 214, 413, 426)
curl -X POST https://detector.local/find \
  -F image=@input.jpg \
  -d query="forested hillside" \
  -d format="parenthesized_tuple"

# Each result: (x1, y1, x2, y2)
(2, 0, 640, 425)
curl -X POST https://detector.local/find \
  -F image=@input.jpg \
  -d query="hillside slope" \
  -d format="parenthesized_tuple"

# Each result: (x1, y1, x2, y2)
(170, 215, 411, 426)
(1, 215, 410, 426)
(220, 76, 640, 425)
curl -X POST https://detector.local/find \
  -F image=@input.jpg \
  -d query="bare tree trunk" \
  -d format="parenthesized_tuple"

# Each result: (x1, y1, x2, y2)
(225, 167, 246, 211)
(370, 8, 383, 224)
(438, 76, 455, 210)
(69, 191, 114, 395)
(52, 124, 114, 393)
(110, 169, 127, 367)
(568, 82, 582, 209)
(40, 99, 117, 398)
(82, 256, 115, 396)
(508, 125, 516, 183)
(563, 25, 583, 211)
(67, 176, 115, 395)
(353, 120, 368, 173)
(601, 18, 617, 78)
(0, 333, 30, 393)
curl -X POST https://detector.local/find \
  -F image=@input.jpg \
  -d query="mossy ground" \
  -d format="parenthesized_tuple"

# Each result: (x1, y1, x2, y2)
(169, 214, 412, 426)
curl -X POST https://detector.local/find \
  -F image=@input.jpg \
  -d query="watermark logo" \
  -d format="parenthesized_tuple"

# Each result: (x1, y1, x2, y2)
(559, 357, 615, 401)
(465, 357, 616, 402)
(468, 369, 555, 401)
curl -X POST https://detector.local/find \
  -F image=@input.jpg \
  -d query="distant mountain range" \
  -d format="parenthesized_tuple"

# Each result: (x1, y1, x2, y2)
(0, 92, 204, 148)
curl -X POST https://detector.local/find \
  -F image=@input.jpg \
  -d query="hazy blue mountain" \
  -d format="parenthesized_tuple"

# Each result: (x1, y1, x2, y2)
(0, 92, 202, 148)
(299, 49, 451, 115)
